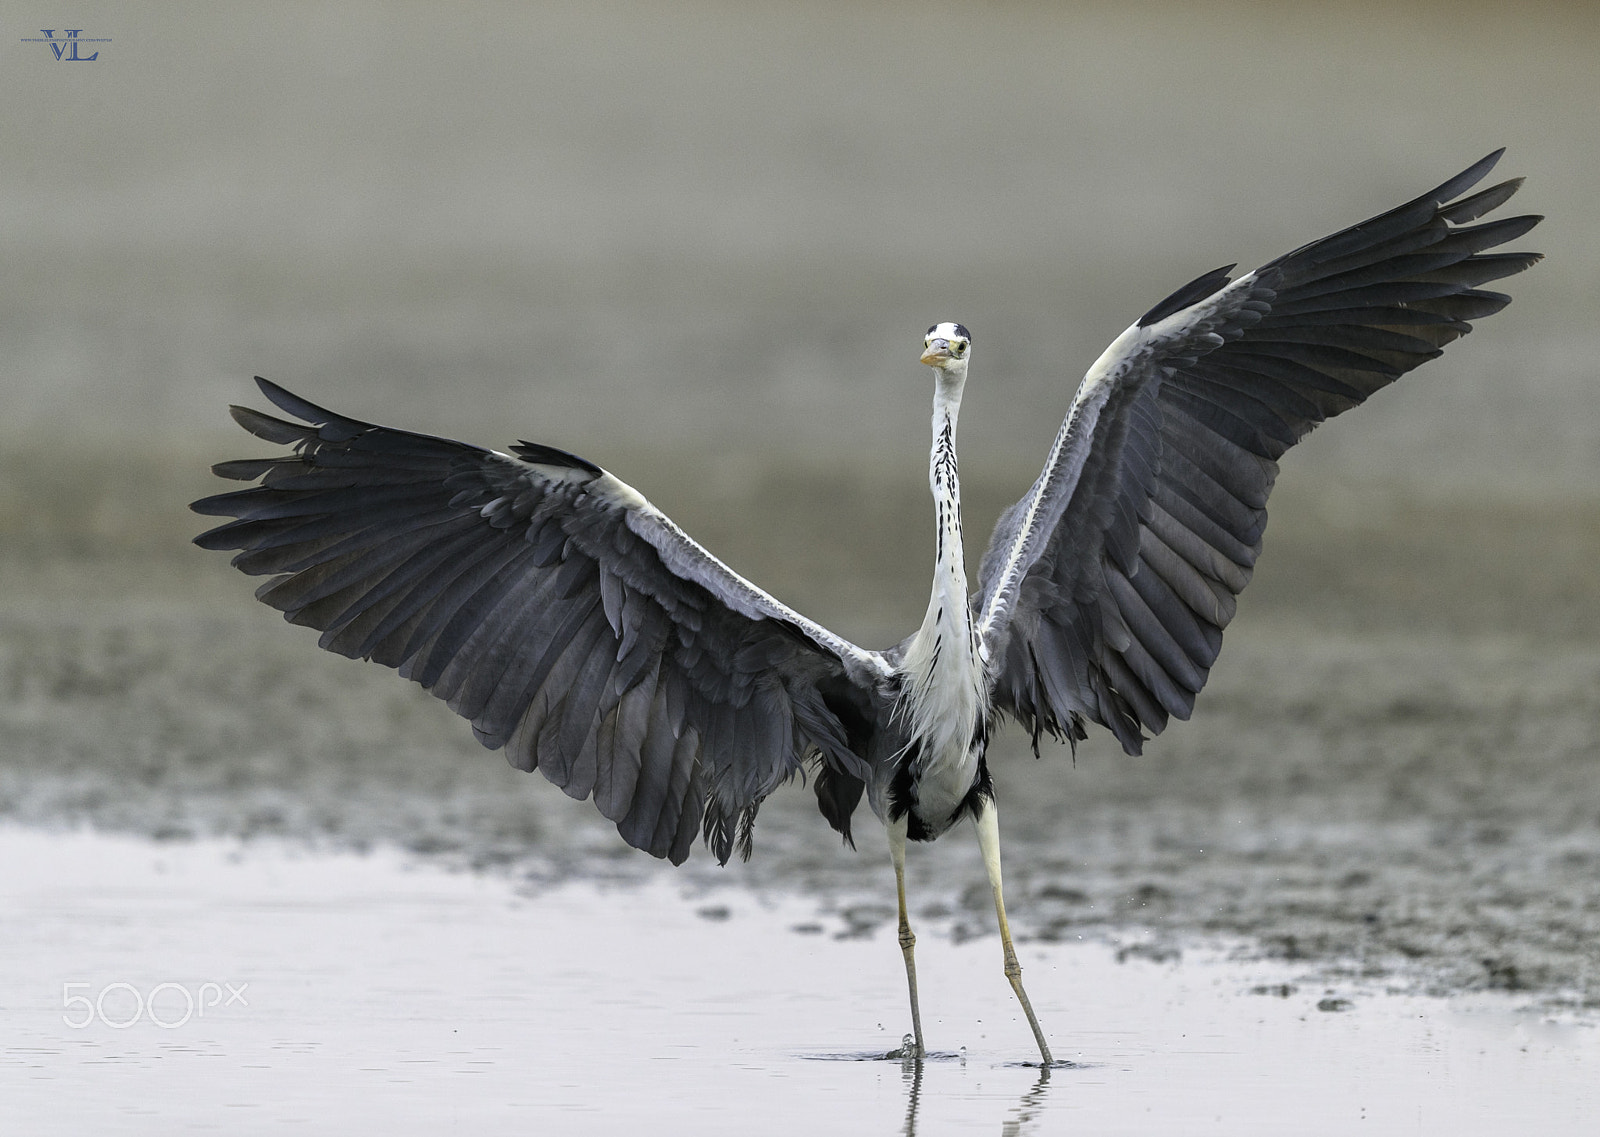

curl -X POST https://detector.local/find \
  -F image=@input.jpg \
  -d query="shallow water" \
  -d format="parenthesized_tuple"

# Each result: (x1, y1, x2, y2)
(3, 827, 1596, 1136)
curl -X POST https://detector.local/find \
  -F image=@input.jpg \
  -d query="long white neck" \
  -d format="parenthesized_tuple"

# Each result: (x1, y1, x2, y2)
(900, 367, 983, 765)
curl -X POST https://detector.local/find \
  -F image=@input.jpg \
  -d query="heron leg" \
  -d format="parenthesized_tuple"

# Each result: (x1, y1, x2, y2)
(888, 814, 926, 1060)
(975, 800, 1053, 1065)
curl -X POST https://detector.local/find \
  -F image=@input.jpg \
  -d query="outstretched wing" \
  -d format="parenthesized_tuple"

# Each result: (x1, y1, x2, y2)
(976, 150, 1541, 755)
(193, 379, 890, 864)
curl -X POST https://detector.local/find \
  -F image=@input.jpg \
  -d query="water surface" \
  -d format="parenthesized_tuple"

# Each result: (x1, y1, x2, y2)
(3, 828, 1595, 1135)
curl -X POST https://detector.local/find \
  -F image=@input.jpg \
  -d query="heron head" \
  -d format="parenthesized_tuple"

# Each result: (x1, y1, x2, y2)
(920, 322, 972, 371)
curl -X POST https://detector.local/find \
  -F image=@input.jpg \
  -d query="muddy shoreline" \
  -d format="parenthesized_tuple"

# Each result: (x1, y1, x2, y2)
(4, 458, 1596, 1015)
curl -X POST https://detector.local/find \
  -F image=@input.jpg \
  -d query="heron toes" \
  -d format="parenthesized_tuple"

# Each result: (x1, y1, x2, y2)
(885, 1033, 921, 1061)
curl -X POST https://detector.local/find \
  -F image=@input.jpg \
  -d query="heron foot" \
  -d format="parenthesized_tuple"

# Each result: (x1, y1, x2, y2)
(887, 1032, 923, 1061)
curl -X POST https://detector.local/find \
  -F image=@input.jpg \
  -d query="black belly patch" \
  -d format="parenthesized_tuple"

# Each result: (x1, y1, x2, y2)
(886, 740, 926, 836)
(951, 757, 995, 827)
(889, 745, 994, 843)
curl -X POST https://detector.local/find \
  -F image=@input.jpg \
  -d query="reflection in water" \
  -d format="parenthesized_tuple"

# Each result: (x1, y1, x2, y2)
(899, 1056, 923, 1137)
(898, 1057, 1051, 1136)
(1001, 1067, 1052, 1137)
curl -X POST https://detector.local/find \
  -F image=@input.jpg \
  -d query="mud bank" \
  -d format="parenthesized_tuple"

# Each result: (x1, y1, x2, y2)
(3, 463, 1597, 1016)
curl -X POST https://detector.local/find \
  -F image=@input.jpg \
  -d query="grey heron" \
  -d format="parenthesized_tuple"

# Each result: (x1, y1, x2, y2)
(192, 151, 1540, 1064)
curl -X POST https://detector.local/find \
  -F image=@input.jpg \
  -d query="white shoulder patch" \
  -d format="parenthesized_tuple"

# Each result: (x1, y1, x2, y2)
(591, 471, 653, 513)
(1074, 322, 1147, 405)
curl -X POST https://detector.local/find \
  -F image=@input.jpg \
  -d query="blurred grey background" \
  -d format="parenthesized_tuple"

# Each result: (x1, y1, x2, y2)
(2, 1, 1597, 1000)
(5, 1, 1596, 630)
(4, 1, 1595, 494)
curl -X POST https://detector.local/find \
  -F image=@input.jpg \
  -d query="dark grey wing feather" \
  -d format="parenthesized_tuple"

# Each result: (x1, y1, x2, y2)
(977, 151, 1541, 755)
(193, 378, 887, 864)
